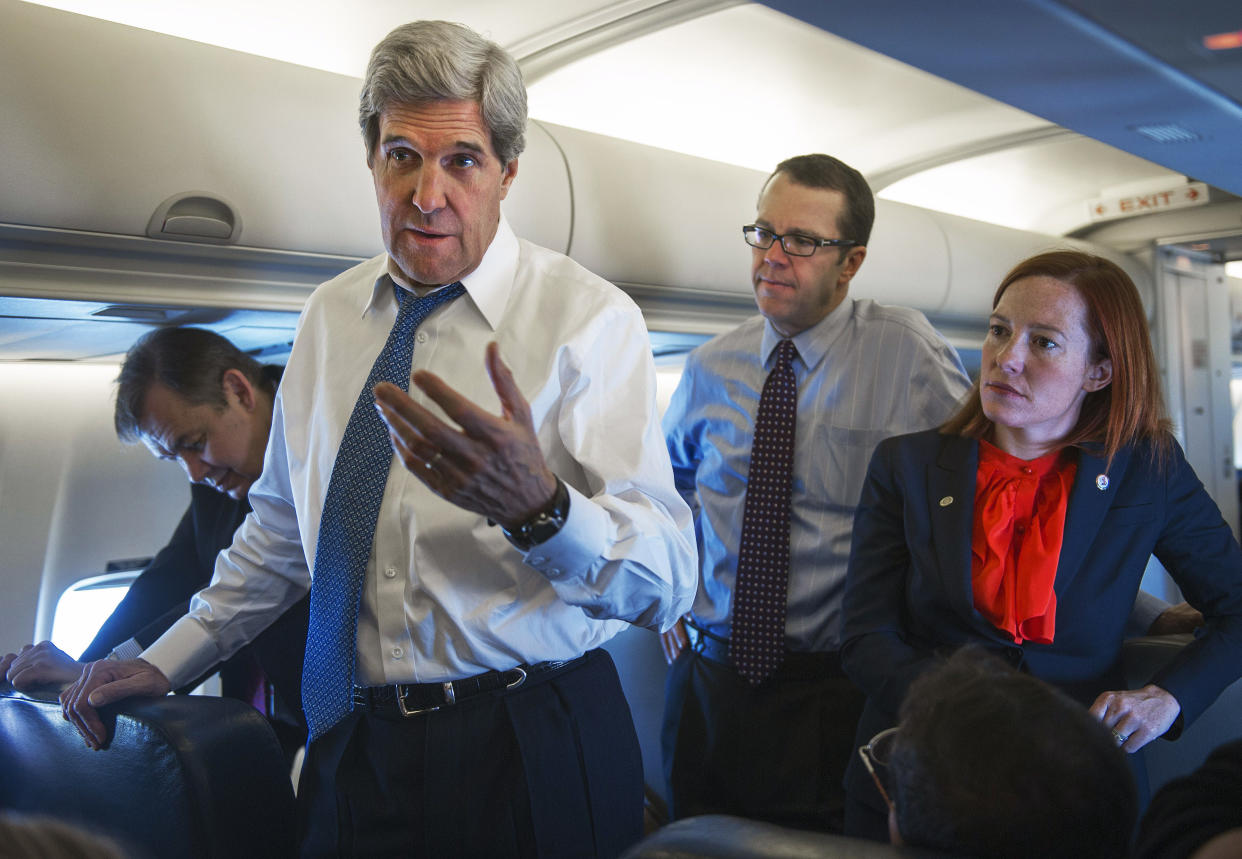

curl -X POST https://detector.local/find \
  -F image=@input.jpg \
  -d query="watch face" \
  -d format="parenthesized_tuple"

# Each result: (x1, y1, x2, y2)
(503, 479, 569, 551)
(522, 513, 555, 546)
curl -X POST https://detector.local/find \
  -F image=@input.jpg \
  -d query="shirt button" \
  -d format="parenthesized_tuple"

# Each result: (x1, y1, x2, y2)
(384, 567, 398, 579)
(390, 647, 403, 659)
(416, 331, 428, 344)
(1021, 466, 1033, 475)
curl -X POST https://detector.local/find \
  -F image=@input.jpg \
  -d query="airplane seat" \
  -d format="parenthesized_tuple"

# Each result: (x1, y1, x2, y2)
(0, 684, 296, 858)
(1124, 633, 1242, 798)
(619, 814, 957, 858)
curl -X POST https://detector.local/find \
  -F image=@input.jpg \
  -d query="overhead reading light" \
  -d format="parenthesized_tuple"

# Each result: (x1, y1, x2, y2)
(1203, 29, 1242, 51)
(146, 191, 242, 244)
(1129, 123, 1201, 144)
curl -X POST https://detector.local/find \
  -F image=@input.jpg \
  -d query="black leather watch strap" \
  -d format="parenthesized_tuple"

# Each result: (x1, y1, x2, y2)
(500, 477, 570, 551)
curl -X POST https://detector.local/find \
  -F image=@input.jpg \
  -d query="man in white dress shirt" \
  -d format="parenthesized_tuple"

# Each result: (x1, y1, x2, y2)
(62, 20, 696, 857)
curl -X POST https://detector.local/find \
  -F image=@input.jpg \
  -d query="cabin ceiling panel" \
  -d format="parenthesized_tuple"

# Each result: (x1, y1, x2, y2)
(12, 0, 1212, 248)
(1063, 0, 1242, 106)
(525, 4, 1201, 236)
(881, 136, 1188, 236)
(15, 0, 681, 78)
(762, 0, 1242, 198)
(527, 4, 1049, 177)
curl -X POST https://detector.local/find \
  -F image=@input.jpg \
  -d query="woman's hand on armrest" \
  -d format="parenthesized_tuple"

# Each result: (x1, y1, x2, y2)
(1089, 684, 1181, 752)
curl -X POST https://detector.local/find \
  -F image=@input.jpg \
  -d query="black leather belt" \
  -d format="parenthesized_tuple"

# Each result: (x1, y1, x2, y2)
(684, 621, 845, 678)
(353, 655, 585, 718)
(685, 621, 731, 664)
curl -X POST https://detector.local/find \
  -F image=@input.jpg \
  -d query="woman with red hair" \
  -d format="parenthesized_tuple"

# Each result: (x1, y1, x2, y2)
(841, 250, 1242, 839)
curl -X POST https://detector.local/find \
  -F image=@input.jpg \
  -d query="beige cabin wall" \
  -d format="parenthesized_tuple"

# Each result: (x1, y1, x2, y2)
(0, 362, 186, 654)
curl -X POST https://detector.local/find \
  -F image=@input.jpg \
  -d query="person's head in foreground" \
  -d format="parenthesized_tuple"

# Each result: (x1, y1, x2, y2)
(0, 811, 127, 859)
(881, 646, 1137, 858)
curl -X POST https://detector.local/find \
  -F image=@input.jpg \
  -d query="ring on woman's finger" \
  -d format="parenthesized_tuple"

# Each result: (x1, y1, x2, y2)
(425, 451, 444, 471)
(1112, 730, 1128, 745)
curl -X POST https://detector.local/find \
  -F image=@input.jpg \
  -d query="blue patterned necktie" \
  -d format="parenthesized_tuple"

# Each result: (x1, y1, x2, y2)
(731, 338, 798, 685)
(302, 281, 465, 740)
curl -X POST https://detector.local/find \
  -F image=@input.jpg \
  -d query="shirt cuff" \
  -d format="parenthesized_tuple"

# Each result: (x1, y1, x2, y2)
(140, 614, 223, 690)
(521, 481, 608, 580)
(1128, 589, 1170, 638)
(108, 638, 143, 661)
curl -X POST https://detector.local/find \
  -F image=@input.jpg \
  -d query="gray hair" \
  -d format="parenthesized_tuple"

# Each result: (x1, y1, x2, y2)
(360, 20, 528, 165)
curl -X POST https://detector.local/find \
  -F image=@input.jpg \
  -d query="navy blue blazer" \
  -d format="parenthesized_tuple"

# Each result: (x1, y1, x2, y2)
(79, 366, 306, 737)
(842, 429, 1242, 732)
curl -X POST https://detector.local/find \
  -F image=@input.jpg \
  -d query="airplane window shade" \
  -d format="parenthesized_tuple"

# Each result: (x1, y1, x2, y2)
(49, 570, 140, 659)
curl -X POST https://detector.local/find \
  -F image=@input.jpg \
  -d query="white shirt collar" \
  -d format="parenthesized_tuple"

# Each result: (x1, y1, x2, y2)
(362, 214, 518, 332)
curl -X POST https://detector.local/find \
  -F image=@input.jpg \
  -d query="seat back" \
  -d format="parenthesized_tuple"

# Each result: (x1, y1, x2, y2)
(0, 686, 296, 858)
(620, 815, 957, 858)
(1124, 634, 1242, 796)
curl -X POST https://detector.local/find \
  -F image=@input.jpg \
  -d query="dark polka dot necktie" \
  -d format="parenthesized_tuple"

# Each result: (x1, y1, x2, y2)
(302, 281, 464, 741)
(731, 338, 797, 685)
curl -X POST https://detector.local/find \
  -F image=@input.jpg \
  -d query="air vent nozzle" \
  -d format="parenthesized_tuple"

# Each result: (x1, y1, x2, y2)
(1130, 123, 1202, 145)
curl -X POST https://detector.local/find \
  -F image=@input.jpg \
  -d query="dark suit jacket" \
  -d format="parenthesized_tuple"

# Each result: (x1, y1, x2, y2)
(79, 365, 307, 737)
(82, 481, 247, 663)
(840, 430, 1242, 805)
(79, 481, 309, 734)
(1135, 738, 1242, 858)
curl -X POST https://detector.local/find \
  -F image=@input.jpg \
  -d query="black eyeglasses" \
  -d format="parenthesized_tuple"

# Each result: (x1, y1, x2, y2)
(742, 225, 859, 257)
(858, 726, 900, 811)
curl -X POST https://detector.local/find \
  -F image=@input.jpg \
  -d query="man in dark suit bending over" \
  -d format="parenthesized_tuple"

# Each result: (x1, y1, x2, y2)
(1, 327, 308, 758)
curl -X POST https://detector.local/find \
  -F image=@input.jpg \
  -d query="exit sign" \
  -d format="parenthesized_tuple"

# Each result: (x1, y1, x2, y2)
(1087, 182, 1209, 222)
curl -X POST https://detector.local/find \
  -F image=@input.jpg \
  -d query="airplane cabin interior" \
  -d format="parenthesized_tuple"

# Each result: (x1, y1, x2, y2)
(2, 1, 1242, 856)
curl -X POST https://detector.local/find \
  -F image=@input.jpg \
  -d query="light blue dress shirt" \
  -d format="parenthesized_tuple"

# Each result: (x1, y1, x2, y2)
(664, 296, 971, 652)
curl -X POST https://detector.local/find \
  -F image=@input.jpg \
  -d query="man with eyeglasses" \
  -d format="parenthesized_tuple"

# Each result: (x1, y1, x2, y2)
(659, 153, 971, 833)
(876, 647, 1135, 857)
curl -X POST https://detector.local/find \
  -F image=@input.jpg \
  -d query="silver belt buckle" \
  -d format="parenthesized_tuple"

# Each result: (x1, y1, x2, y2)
(396, 683, 441, 718)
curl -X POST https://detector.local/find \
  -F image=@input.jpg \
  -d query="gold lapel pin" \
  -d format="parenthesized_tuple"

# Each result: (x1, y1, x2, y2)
(939, 496, 953, 507)
(1096, 474, 1109, 491)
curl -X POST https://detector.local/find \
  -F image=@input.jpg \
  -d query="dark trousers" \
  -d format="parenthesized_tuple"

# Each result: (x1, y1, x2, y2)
(296, 649, 643, 858)
(661, 646, 866, 833)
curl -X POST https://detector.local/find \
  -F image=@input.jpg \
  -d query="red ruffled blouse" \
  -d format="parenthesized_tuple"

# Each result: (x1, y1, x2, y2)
(971, 440, 1077, 644)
